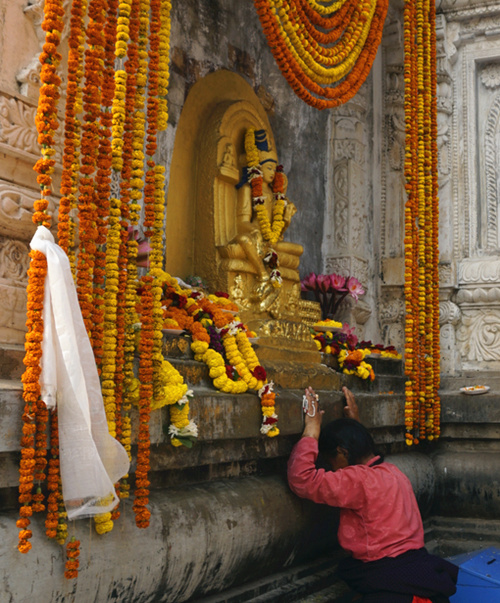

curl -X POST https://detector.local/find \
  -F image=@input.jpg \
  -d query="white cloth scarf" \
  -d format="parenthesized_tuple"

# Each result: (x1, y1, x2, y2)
(31, 226, 130, 520)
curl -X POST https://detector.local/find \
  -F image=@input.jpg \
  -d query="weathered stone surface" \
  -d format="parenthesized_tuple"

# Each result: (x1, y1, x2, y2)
(0, 343, 24, 380)
(431, 451, 500, 519)
(0, 380, 22, 453)
(0, 476, 339, 603)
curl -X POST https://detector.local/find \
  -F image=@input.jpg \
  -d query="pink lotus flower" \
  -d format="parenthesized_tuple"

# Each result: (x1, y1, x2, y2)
(346, 277, 364, 301)
(330, 273, 347, 291)
(316, 273, 331, 293)
(300, 272, 365, 320)
(300, 272, 317, 292)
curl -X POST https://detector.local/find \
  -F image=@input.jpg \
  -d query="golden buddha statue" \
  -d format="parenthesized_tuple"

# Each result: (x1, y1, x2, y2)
(220, 128, 303, 311)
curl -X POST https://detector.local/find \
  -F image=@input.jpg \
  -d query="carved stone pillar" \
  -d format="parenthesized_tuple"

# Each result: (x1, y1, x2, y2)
(324, 85, 372, 332)
(380, 9, 406, 351)
(439, 299, 461, 376)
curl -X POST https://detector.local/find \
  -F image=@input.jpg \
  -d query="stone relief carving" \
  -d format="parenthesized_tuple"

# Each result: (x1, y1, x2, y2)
(333, 162, 349, 248)
(456, 286, 500, 304)
(481, 63, 500, 89)
(458, 257, 500, 284)
(258, 319, 314, 345)
(439, 262, 455, 287)
(0, 94, 62, 161)
(379, 294, 405, 351)
(382, 65, 406, 259)
(0, 95, 39, 156)
(457, 309, 500, 362)
(0, 182, 55, 240)
(439, 300, 461, 374)
(0, 238, 30, 283)
(439, 300, 461, 327)
(325, 256, 369, 286)
(484, 88, 500, 251)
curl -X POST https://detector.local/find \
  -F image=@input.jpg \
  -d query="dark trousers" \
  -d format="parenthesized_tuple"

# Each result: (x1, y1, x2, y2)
(338, 548, 459, 603)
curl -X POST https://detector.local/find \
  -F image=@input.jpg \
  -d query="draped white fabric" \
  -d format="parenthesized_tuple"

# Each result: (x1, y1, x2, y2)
(31, 226, 130, 520)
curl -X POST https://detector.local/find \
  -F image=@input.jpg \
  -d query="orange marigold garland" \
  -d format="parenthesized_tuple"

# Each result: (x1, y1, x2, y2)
(33, 0, 65, 227)
(403, 0, 440, 445)
(18, 250, 47, 554)
(134, 276, 153, 528)
(64, 537, 81, 580)
(58, 0, 86, 259)
(19, 0, 64, 555)
(253, 0, 388, 109)
(76, 0, 107, 339)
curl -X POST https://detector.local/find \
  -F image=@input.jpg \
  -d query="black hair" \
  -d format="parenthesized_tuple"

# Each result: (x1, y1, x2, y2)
(318, 418, 381, 466)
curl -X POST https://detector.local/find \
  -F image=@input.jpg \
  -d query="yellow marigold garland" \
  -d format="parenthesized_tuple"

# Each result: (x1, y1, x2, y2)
(157, 0, 172, 131)
(119, 0, 142, 503)
(244, 128, 287, 246)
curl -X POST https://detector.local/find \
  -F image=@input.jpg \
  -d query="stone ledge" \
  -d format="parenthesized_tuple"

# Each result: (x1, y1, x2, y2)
(440, 391, 500, 423)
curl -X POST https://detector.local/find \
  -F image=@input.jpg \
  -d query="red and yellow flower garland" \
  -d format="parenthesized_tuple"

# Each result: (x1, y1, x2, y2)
(403, 0, 440, 445)
(253, 0, 388, 109)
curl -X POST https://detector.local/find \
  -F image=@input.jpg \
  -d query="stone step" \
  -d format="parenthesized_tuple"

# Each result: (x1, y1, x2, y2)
(0, 338, 405, 395)
(191, 554, 355, 603)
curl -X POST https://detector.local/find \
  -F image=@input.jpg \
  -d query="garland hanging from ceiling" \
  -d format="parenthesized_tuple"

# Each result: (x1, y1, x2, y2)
(19, 0, 284, 576)
(403, 0, 440, 445)
(253, 0, 389, 109)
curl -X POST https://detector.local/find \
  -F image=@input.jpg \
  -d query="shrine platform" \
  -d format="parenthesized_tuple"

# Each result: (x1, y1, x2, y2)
(0, 338, 499, 602)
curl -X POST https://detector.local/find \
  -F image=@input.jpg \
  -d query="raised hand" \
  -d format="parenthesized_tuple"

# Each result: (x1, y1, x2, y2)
(342, 386, 360, 422)
(302, 386, 324, 440)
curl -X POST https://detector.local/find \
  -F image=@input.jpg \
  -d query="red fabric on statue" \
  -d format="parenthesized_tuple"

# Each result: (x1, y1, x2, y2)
(413, 597, 433, 603)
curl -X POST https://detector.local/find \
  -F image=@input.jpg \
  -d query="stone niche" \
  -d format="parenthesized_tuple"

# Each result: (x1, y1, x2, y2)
(166, 70, 320, 363)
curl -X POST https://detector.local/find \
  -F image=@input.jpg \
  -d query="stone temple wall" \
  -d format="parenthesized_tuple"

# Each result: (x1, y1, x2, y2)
(378, 0, 500, 377)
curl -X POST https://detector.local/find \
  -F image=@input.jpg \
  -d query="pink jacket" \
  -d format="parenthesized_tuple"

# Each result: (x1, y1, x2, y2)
(287, 437, 424, 562)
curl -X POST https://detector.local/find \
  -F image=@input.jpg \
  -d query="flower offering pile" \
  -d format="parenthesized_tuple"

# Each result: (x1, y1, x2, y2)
(141, 271, 280, 438)
(311, 321, 401, 381)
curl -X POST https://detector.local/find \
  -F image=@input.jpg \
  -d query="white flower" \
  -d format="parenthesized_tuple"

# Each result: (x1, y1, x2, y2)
(260, 424, 272, 435)
(168, 420, 198, 439)
(168, 424, 180, 437)
(258, 381, 274, 397)
(177, 389, 194, 406)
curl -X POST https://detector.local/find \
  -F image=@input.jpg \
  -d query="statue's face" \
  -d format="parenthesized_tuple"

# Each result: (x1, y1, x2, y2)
(261, 161, 277, 184)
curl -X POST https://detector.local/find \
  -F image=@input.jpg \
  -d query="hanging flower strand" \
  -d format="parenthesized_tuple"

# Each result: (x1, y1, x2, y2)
(403, 0, 440, 445)
(19, 0, 64, 556)
(33, 0, 65, 227)
(58, 0, 87, 258)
